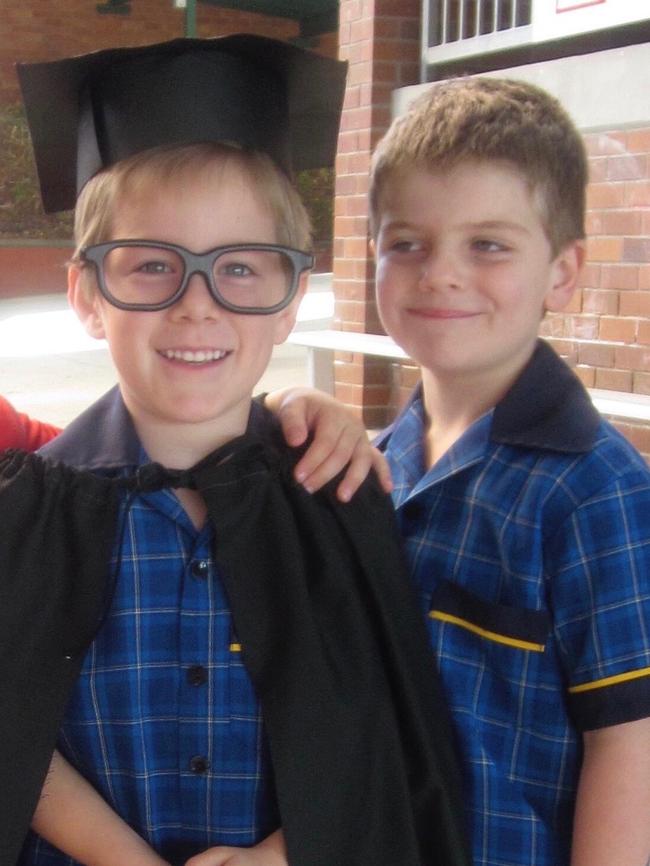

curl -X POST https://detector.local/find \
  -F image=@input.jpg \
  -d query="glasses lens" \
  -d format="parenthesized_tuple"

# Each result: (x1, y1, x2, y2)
(102, 245, 184, 307)
(213, 248, 294, 310)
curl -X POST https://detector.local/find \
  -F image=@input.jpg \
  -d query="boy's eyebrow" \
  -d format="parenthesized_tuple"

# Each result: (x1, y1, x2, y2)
(462, 220, 531, 235)
(381, 219, 532, 235)
(379, 219, 423, 233)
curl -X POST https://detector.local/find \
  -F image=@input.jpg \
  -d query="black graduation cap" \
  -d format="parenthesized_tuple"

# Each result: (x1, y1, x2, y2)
(17, 35, 347, 213)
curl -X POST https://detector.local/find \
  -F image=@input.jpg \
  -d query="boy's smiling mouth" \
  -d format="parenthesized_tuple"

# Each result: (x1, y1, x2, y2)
(407, 307, 480, 319)
(160, 348, 230, 363)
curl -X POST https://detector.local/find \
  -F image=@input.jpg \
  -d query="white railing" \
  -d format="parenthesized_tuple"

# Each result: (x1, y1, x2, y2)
(423, 0, 533, 66)
(422, 0, 649, 70)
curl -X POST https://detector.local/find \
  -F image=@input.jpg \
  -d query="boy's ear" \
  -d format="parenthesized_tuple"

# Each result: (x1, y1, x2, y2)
(543, 240, 586, 313)
(68, 265, 106, 340)
(272, 270, 309, 345)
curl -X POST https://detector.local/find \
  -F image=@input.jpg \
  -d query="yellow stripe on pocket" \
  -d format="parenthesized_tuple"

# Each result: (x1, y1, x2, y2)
(229, 642, 242, 653)
(430, 610, 546, 652)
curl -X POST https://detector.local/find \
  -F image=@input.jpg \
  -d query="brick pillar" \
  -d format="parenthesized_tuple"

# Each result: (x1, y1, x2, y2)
(334, 0, 420, 427)
(539, 125, 650, 460)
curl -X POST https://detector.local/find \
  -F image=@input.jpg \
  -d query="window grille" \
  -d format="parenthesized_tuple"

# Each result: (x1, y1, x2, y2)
(424, 0, 533, 66)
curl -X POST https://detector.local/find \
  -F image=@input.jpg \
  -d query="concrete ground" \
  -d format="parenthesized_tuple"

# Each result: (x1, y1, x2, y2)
(0, 275, 332, 427)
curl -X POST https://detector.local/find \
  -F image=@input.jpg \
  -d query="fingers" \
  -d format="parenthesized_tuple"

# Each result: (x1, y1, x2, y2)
(296, 432, 393, 502)
(370, 446, 393, 495)
(185, 829, 287, 866)
(185, 848, 235, 866)
(290, 409, 392, 499)
(292, 418, 362, 494)
(264, 387, 394, 499)
(351, 445, 393, 493)
(263, 388, 310, 448)
(336, 444, 392, 501)
(184, 846, 275, 866)
(276, 399, 311, 448)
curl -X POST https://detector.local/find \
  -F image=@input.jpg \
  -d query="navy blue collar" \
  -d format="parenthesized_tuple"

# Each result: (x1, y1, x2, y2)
(39, 385, 270, 472)
(40, 386, 140, 471)
(378, 340, 600, 455)
(491, 339, 599, 453)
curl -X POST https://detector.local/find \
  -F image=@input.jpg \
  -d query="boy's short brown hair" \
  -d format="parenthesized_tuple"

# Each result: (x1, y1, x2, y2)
(370, 76, 587, 255)
(73, 141, 312, 268)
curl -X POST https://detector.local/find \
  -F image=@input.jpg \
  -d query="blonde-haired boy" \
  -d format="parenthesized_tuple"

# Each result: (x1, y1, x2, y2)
(2, 37, 469, 866)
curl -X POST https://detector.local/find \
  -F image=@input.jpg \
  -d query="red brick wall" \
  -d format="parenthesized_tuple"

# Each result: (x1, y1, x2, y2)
(334, 0, 420, 429)
(0, 0, 337, 103)
(540, 126, 650, 459)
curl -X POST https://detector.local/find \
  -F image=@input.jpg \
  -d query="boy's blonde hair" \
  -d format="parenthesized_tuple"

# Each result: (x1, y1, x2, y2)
(370, 77, 587, 255)
(72, 141, 312, 266)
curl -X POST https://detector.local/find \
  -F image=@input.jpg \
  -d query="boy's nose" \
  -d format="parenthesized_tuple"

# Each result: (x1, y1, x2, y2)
(418, 250, 462, 292)
(172, 272, 221, 318)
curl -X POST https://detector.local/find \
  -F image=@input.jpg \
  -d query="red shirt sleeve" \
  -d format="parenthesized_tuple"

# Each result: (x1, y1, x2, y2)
(0, 396, 61, 451)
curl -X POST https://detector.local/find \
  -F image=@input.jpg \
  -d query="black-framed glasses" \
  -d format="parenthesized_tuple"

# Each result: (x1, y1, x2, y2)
(80, 240, 314, 315)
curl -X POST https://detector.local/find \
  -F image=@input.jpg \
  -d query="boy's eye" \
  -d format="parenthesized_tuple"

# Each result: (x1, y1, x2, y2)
(472, 239, 508, 254)
(221, 262, 254, 278)
(385, 239, 426, 256)
(104, 246, 181, 282)
(137, 260, 174, 274)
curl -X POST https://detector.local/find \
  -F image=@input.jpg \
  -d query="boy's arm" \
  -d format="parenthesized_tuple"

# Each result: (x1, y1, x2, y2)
(184, 828, 286, 865)
(32, 751, 169, 866)
(264, 387, 392, 501)
(571, 717, 650, 866)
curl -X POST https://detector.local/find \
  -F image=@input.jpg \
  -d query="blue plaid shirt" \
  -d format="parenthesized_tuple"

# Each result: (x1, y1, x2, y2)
(378, 341, 650, 866)
(21, 390, 278, 866)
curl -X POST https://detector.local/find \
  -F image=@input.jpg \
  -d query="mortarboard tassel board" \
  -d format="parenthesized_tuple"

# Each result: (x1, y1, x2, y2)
(16, 34, 347, 213)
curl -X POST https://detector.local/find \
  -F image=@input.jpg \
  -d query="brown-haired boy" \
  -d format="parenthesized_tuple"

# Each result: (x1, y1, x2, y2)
(277, 77, 650, 866)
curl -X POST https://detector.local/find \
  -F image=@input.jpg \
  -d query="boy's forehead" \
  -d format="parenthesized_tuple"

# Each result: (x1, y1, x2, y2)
(106, 156, 288, 255)
(375, 160, 550, 234)
(114, 157, 274, 219)
(17, 35, 347, 214)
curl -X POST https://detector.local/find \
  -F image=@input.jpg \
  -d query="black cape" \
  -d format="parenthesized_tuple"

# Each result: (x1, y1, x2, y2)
(0, 406, 470, 866)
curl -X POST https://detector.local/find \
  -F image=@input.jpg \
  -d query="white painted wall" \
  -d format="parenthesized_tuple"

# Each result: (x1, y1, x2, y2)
(395, 41, 650, 132)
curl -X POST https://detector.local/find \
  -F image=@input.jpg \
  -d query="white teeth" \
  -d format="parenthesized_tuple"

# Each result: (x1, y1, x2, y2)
(163, 349, 228, 363)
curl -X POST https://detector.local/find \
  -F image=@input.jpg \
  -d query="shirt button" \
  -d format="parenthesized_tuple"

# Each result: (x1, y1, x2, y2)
(187, 664, 208, 686)
(191, 559, 209, 579)
(189, 755, 209, 774)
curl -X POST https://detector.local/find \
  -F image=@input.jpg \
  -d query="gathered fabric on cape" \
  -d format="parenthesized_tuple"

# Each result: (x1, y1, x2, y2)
(0, 413, 471, 866)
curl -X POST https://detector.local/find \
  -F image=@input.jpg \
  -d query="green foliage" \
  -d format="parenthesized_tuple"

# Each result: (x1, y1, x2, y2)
(0, 104, 73, 240)
(297, 167, 334, 245)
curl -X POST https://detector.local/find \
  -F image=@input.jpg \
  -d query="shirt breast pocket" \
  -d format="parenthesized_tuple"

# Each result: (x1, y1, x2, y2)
(428, 580, 555, 732)
(429, 580, 550, 653)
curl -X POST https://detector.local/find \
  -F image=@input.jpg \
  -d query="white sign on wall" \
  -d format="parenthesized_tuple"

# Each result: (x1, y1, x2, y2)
(555, 0, 605, 13)
(537, 0, 647, 41)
